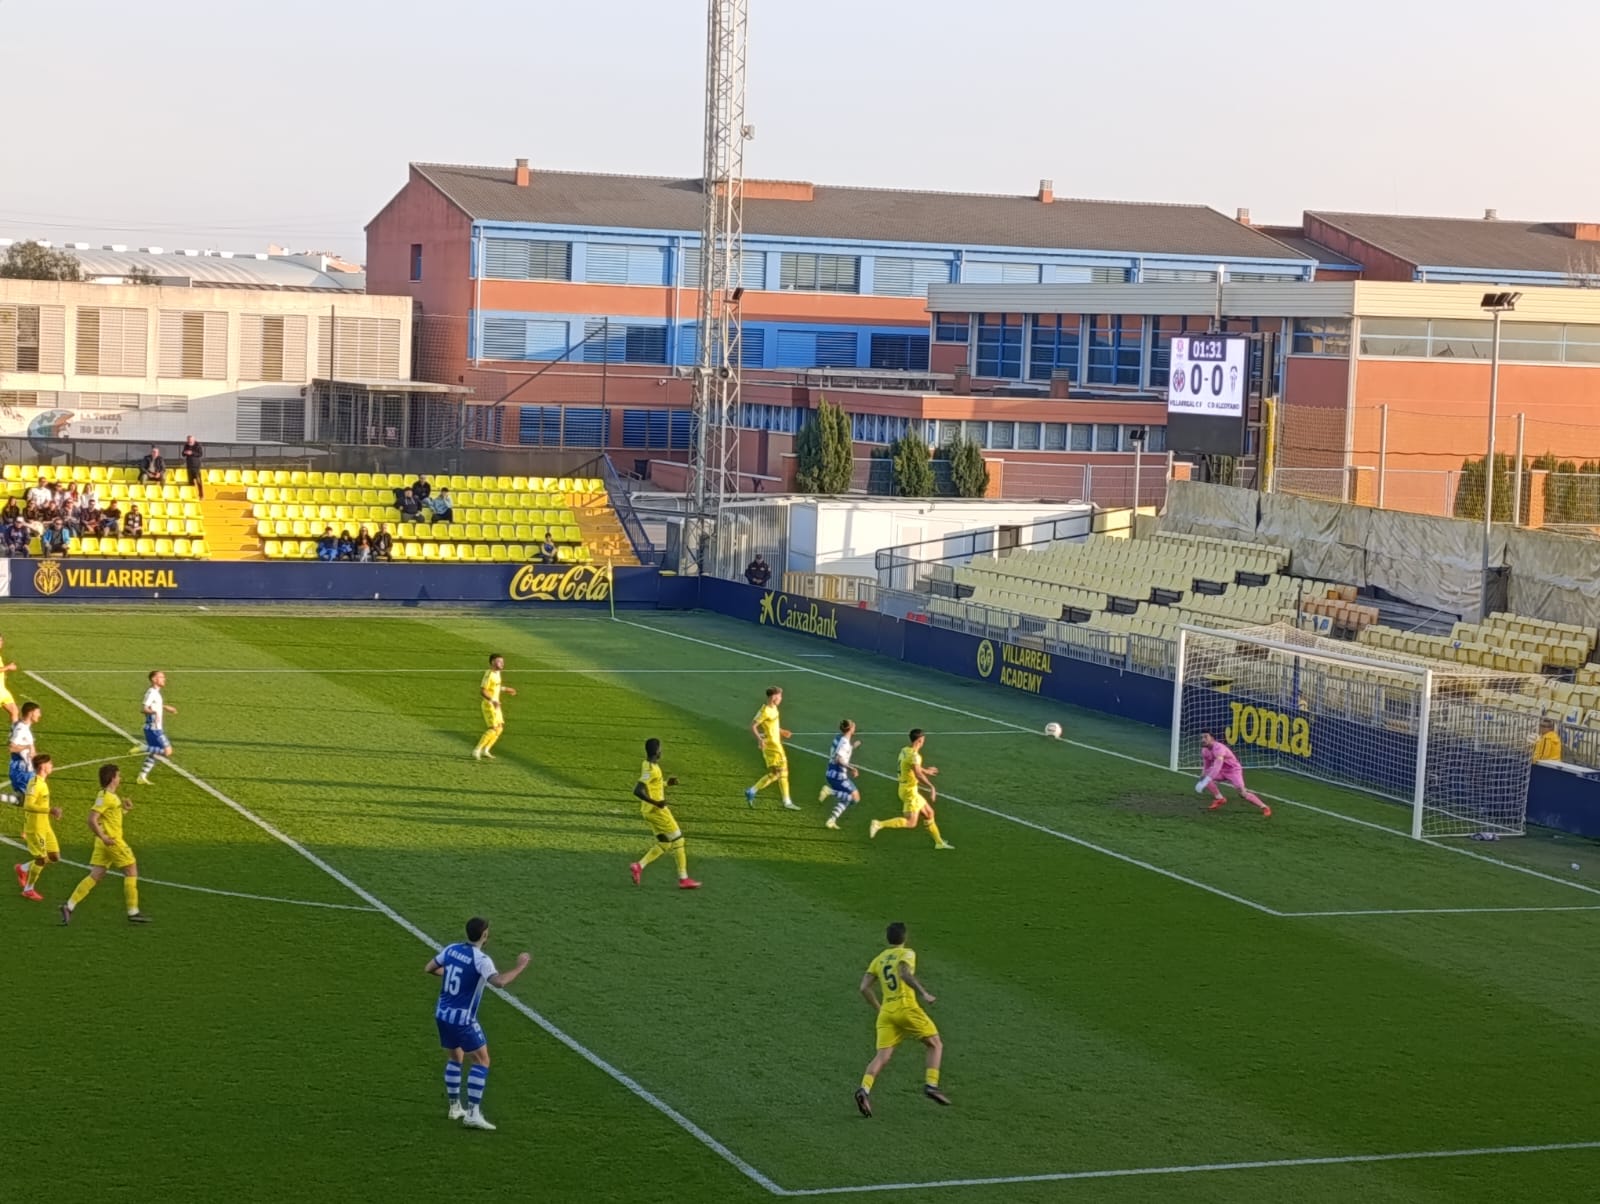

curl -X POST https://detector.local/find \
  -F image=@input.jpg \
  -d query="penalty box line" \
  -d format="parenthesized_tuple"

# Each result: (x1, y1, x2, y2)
(24, 670, 786, 1199)
(622, 617, 1600, 911)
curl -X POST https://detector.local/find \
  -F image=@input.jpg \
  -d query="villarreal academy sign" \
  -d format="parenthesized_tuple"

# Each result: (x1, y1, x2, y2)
(976, 638, 1053, 695)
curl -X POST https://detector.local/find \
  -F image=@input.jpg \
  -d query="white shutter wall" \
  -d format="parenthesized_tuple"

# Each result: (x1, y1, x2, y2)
(158, 311, 183, 377)
(239, 314, 263, 379)
(874, 257, 950, 296)
(35, 306, 64, 373)
(158, 310, 226, 379)
(203, 311, 227, 378)
(318, 316, 403, 378)
(100, 307, 147, 376)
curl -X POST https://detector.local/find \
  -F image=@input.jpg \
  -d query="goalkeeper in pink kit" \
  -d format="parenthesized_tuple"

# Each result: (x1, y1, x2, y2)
(1196, 732, 1271, 817)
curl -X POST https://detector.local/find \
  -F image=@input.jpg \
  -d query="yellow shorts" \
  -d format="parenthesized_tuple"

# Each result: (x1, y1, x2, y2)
(0, 689, 13, 710)
(763, 745, 787, 772)
(898, 787, 928, 816)
(875, 1005, 939, 1050)
(482, 702, 503, 729)
(91, 839, 136, 871)
(23, 824, 59, 859)
(640, 802, 681, 839)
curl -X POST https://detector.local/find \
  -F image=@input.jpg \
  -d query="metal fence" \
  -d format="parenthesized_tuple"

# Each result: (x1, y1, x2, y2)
(873, 511, 1096, 592)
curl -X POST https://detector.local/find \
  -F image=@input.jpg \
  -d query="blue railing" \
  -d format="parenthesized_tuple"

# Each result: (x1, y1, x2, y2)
(594, 453, 661, 567)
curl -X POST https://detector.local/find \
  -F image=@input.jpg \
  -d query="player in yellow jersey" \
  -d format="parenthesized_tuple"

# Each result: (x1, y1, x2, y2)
(0, 632, 19, 723)
(854, 921, 950, 1116)
(61, 763, 152, 925)
(472, 653, 516, 760)
(628, 738, 700, 890)
(868, 729, 952, 849)
(744, 686, 797, 810)
(14, 753, 59, 901)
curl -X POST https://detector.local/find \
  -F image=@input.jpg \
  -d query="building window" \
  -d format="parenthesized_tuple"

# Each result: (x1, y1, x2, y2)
(241, 314, 309, 382)
(482, 238, 572, 281)
(587, 243, 670, 286)
(874, 257, 950, 297)
(582, 321, 668, 365)
(1028, 315, 1081, 383)
(989, 421, 1015, 450)
(1291, 318, 1351, 356)
(1358, 318, 1428, 358)
(1016, 422, 1040, 450)
(159, 310, 228, 380)
(409, 244, 423, 282)
(963, 262, 1040, 284)
(1142, 268, 1217, 283)
(0, 304, 63, 372)
(975, 315, 1024, 379)
(1086, 314, 1143, 386)
(1146, 425, 1167, 452)
(1497, 321, 1563, 362)
(1095, 424, 1120, 452)
(779, 252, 859, 293)
(1091, 267, 1131, 284)
(75, 306, 149, 377)
(1564, 324, 1600, 363)
(869, 332, 930, 371)
(934, 314, 970, 344)
(1069, 423, 1093, 451)
(1148, 316, 1205, 386)
(1428, 319, 1493, 360)
(1043, 422, 1067, 451)
(680, 247, 763, 289)
(318, 315, 403, 378)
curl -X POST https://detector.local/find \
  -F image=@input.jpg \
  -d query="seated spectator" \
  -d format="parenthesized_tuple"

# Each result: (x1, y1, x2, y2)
(0, 498, 19, 525)
(138, 446, 166, 483)
(123, 505, 144, 538)
(40, 519, 72, 557)
(99, 502, 122, 536)
(1533, 718, 1563, 763)
(395, 488, 422, 521)
(352, 526, 374, 563)
(56, 486, 80, 531)
(337, 528, 356, 561)
(75, 501, 101, 536)
(372, 523, 394, 562)
(425, 487, 454, 525)
(537, 530, 558, 564)
(316, 526, 339, 562)
(411, 474, 432, 503)
(744, 553, 772, 588)
(2, 516, 31, 558)
(26, 477, 51, 511)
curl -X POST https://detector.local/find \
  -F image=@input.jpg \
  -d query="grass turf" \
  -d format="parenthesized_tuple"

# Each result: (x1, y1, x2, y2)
(7, 604, 1600, 1203)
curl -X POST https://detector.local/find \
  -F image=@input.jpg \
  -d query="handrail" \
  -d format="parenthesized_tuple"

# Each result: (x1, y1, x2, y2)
(596, 453, 660, 566)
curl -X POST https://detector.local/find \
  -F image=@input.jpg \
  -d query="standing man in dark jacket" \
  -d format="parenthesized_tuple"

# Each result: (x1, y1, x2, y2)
(744, 553, 773, 588)
(181, 435, 205, 498)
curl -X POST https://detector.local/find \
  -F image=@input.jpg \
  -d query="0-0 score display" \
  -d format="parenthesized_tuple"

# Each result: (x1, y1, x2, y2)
(1166, 336, 1248, 418)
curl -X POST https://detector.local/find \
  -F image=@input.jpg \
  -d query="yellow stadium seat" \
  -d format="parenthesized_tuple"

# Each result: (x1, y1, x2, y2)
(272, 470, 290, 486)
(185, 518, 201, 535)
(135, 538, 154, 556)
(442, 543, 461, 562)
(491, 545, 509, 562)
(291, 520, 310, 538)
(422, 543, 439, 561)
(263, 540, 280, 559)
(345, 473, 364, 488)
(224, 469, 241, 485)
(312, 488, 329, 503)
(465, 523, 482, 540)
(70, 465, 90, 483)
(174, 538, 192, 557)
(473, 545, 491, 562)
(116, 538, 134, 556)
(258, 520, 275, 537)
(154, 538, 174, 557)
(402, 542, 422, 560)
(289, 470, 307, 486)
(1, 465, 18, 482)
(507, 545, 526, 560)
(190, 539, 207, 558)
(557, 545, 575, 563)
(79, 536, 99, 555)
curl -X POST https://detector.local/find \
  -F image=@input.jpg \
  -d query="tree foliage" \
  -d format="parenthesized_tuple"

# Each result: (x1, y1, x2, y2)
(889, 432, 935, 497)
(947, 435, 990, 498)
(793, 396, 854, 494)
(0, 241, 83, 281)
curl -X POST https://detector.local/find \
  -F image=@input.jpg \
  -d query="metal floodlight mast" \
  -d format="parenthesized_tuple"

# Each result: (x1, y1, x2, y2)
(687, 0, 749, 574)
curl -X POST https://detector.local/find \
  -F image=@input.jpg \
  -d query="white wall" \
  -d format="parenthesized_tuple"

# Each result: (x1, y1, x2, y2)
(789, 499, 1093, 577)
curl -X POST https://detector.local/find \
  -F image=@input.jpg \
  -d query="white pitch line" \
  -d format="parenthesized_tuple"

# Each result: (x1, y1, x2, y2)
(27, 667, 773, 676)
(780, 1140, 1600, 1196)
(0, 834, 378, 913)
(46, 753, 143, 773)
(622, 617, 1600, 905)
(787, 730, 1023, 738)
(24, 670, 784, 1199)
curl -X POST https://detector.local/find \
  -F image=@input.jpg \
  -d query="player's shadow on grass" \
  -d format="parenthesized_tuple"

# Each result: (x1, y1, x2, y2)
(1108, 791, 1219, 821)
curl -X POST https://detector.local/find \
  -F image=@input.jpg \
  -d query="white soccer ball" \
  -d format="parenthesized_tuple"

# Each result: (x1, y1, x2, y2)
(1044, 722, 1062, 739)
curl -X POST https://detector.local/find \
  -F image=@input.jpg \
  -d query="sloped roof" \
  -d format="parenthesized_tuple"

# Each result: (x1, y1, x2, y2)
(410, 163, 1309, 263)
(62, 247, 361, 290)
(1308, 211, 1599, 275)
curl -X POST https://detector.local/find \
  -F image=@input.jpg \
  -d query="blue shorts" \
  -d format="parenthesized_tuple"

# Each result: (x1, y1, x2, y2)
(9, 760, 32, 798)
(144, 725, 171, 756)
(437, 1017, 487, 1053)
(826, 766, 856, 804)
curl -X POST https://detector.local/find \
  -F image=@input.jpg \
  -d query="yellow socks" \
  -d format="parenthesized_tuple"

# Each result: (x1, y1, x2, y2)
(639, 845, 665, 868)
(860, 1073, 876, 1092)
(880, 817, 909, 830)
(779, 772, 791, 799)
(124, 876, 139, 915)
(24, 861, 44, 890)
(67, 876, 96, 909)
(669, 839, 688, 878)
(754, 772, 779, 791)
(925, 1067, 940, 1088)
(926, 819, 945, 845)
(484, 728, 502, 752)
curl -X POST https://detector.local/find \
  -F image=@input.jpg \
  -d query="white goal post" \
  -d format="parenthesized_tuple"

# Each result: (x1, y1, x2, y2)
(1169, 622, 1538, 839)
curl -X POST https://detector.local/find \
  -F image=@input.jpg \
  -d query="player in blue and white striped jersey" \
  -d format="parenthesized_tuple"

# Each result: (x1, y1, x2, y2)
(425, 916, 531, 1131)
(820, 718, 862, 830)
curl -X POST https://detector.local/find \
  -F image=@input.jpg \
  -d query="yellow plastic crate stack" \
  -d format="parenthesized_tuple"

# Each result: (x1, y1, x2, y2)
(214, 469, 606, 564)
(0, 463, 209, 558)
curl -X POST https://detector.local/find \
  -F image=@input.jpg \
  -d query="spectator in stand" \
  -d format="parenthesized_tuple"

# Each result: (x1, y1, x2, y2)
(0, 498, 19, 526)
(411, 474, 432, 504)
(123, 505, 144, 539)
(3, 516, 31, 558)
(352, 526, 374, 562)
(336, 528, 356, 561)
(26, 477, 51, 511)
(372, 523, 394, 561)
(138, 446, 166, 484)
(40, 519, 72, 557)
(75, 497, 102, 537)
(395, 488, 422, 522)
(537, 530, 558, 564)
(425, 487, 454, 526)
(316, 526, 339, 562)
(1533, 718, 1563, 763)
(181, 435, 205, 498)
(99, 501, 122, 536)
(56, 485, 80, 531)
(744, 553, 772, 588)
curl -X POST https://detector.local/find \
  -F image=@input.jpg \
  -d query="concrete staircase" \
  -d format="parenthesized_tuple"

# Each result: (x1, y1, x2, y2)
(201, 485, 264, 561)
(576, 501, 641, 566)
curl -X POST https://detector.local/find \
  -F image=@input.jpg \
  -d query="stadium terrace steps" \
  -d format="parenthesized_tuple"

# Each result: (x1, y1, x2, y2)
(574, 502, 640, 566)
(202, 487, 265, 561)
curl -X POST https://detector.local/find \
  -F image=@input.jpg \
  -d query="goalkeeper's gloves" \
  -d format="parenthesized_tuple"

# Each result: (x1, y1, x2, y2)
(1194, 777, 1212, 794)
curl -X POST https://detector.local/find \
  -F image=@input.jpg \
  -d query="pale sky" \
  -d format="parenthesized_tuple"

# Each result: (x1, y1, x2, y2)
(1, 0, 1593, 261)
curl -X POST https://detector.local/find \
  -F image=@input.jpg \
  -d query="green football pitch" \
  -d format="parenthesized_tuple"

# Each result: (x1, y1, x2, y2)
(9, 604, 1600, 1203)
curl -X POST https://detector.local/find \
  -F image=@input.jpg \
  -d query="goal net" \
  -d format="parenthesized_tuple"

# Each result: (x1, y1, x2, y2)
(1170, 622, 1538, 839)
